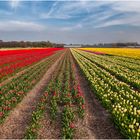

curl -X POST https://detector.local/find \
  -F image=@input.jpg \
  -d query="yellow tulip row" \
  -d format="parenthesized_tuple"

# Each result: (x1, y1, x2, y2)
(76, 50, 140, 90)
(80, 48, 140, 59)
(71, 48, 140, 139)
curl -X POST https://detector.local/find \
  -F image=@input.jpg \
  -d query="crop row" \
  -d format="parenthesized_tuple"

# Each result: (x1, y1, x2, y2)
(0, 48, 61, 65)
(0, 48, 63, 83)
(80, 49, 140, 71)
(71, 49, 140, 139)
(0, 51, 64, 124)
(110, 55, 140, 66)
(0, 49, 49, 67)
(77, 50, 140, 90)
(80, 48, 140, 59)
(24, 52, 66, 139)
(24, 50, 85, 139)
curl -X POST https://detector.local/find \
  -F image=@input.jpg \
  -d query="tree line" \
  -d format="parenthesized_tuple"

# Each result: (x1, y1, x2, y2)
(0, 40, 64, 48)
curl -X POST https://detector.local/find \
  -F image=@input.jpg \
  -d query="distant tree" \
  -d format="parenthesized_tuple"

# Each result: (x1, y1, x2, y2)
(0, 40, 64, 49)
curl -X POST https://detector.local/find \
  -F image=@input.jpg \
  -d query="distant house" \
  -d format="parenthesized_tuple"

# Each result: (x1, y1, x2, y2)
(64, 44, 82, 48)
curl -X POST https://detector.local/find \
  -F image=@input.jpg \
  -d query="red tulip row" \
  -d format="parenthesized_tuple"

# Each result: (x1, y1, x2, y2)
(0, 51, 64, 124)
(0, 48, 63, 82)
(70, 56, 85, 118)
(0, 48, 64, 67)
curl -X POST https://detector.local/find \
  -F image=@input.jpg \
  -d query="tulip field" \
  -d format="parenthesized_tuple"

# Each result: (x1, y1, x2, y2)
(80, 48, 140, 59)
(0, 47, 140, 139)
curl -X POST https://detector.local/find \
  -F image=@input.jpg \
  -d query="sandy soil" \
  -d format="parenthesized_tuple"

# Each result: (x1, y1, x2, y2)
(37, 109, 62, 139)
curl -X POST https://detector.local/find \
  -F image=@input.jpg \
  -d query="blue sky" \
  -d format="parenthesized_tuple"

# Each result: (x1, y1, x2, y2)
(0, 0, 140, 44)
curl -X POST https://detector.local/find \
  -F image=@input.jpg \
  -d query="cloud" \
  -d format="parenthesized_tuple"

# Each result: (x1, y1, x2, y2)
(0, 20, 46, 31)
(60, 24, 82, 31)
(40, 1, 98, 20)
(9, 0, 20, 9)
(113, 1, 140, 13)
(58, 1, 140, 29)
(1, 1, 140, 43)
(39, 1, 140, 29)
(40, 1, 63, 19)
(4, 1, 140, 30)
(90, 1, 140, 28)
(40, 2, 72, 19)
(94, 15, 140, 28)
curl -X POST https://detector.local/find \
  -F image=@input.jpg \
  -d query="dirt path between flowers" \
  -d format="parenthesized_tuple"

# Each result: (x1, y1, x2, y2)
(36, 49, 71, 139)
(70, 51, 123, 139)
(0, 50, 66, 139)
(0, 50, 64, 87)
(37, 106, 62, 139)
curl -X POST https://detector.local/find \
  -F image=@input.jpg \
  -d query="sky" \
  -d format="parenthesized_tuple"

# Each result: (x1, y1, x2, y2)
(0, 0, 140, 44)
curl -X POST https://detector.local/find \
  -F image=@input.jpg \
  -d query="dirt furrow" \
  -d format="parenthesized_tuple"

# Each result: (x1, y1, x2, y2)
(37, 110, 61, 139)
(71, 51, 123, 139)
(37, 50, 69, 139)
(0, 51, 65, 139)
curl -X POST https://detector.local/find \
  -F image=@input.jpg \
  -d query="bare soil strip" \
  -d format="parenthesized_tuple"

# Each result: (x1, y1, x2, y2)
(36, 50, 69, 139)
(71, 51, 123, 139)
(0, 51, 65, 139)
(37, 109, 62, 139)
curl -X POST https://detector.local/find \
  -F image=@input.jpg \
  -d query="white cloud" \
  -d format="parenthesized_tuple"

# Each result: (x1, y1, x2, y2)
(0, 20, 46, 31)
(63, 1, 140, 29)
(60, 24, 82, 31)
(40, 2, 60, 19)
(9, 0, 20, 9)
(40, 2, 71, 19)
(40, 1, 98, 20)
(113, 1, 140, 13)
(92, 1, 140, 28)
(6, 1, 140, 29)
(39, 1, 140, 29)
